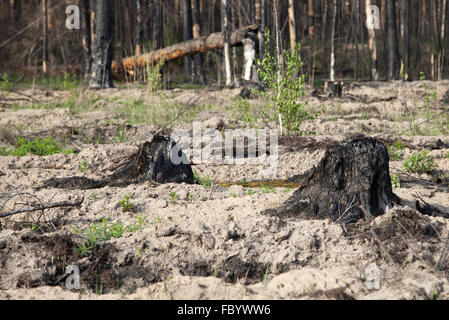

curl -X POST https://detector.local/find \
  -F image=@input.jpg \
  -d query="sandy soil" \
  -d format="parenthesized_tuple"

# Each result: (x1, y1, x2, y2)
(0, 81, 449, 300)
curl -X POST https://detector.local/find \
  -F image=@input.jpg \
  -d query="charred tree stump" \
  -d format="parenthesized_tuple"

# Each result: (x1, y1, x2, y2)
(265, 137, 399, 223)
(39, 135, 194, 190)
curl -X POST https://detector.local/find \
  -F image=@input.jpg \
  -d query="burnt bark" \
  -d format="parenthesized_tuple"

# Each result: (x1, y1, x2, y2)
(88, 0, 114, 89)
(387, 0, 400, 80)
(183, 0, 194, 81)
(265, 137, 399, 223)
(39, 135, 194, 190)
(81, 0, 91, 82)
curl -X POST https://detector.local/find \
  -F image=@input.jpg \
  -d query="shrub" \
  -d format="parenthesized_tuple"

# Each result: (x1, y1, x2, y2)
(403, 150, 435, 174)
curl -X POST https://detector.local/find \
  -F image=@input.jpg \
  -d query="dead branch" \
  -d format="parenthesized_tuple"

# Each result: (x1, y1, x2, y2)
(0, 197, 84, 218)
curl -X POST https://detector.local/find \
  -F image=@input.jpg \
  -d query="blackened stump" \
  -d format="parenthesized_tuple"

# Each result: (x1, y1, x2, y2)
(40, 135, 194, 189)
(266, 137, 398, 223)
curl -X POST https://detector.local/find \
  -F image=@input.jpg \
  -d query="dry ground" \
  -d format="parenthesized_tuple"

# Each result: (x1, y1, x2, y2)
(0, 80, 449, 299)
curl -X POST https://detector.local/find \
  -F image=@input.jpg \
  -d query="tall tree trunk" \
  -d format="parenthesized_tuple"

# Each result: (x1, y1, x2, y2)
(192, 0, 205, 84)
(273, 0, 283, 135)
(400, 0, 410, 80)
(42, 0, 48, 74)
(288, 0, 297, 53)
(366, 0, 379, 81)
(387, 0, 400, 80)
(88, 0, 114, 89)
(222, 0, 232, 86)
(183, 0, 194, 81)
(154, 0, 163, 50)
(135, 0, 144, 56)
(330, 0, 337, 82)
(81, 0, 92, 83)
(308, 0, 314, 37)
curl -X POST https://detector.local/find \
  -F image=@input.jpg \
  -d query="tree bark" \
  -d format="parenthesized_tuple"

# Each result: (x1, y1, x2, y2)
(183, 0, 194, 80)
(192, 0, 206, 84)
(88, 0, 114, 89)
(366, 0, 379, 81)
(112, 25, 259, 78)
(330, 0, 337, 82)
(81, 0, 92, 83)
(222, 0, 232, 86)
(387, 0, 400, 80)
(288, 0, 297, 53)
(42, 0, 48, 74)
(400, 0, 410, 80)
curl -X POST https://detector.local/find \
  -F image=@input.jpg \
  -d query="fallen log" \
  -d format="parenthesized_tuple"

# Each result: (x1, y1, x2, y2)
(112, 24, 259, 78)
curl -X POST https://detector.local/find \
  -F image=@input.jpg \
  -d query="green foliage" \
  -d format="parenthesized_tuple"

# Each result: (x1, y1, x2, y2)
(73, 215, 148, 257)
(169, 191, 177, 202)
(0, 73, 12, 92)
(193, 171, 212, 188)
(78, 161, 89, 172)
(388, 141, 406, 161)
(403, 150, 435, 174)
(118, 196, 135, 212)
(390, 174, 401, 188)
(445, 152, 449, 159)
(1, 137, 73, 157)
(261, 184, 275, 194)
(254, 31, 308, 134)
(146, 59, 164, 92)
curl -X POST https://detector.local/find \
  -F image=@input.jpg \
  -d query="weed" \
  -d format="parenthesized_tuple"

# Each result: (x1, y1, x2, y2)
(0, 73, 12, 92)
(1, 137, 73, 156)
(263, 264, 270, 285)
(404, 150, 435, 174)
(261, 184, 275, 194)
(118, 196, 135, 212)
(390, 174, 401, 188)
(169, 191, 177, 202)
(445, 152, 449, 159)
(193, 171, 212, 188)
(146, 59, 164, 92)
(91, 194, 99, 201)
(247, 189, 256, 196)
(78, 161, 89, 172)
(116, 127, 126, 143)
(230, 192, 237, 198)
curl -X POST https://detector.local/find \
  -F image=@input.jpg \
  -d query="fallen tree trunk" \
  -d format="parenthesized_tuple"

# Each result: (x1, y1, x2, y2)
(112, 24, 258, 78)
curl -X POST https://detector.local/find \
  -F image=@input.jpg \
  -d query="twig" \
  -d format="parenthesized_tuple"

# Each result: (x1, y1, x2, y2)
(0, 197, 84, 218)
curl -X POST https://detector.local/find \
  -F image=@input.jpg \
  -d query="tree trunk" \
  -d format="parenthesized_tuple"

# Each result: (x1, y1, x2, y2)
(400, 0, 410, 80)
(330, 0, 337, 82)
(192, 0, 206, 84)
(42, 0, 48, 74)
(273, 0, 283, 135)
(135, 0, 144, 56)
(366, 0, 379, 81)
(81, 0, 92, 83)
(88, 0, 114, 89)
(154, 0, 163, 50)
(288, 0, 297, 53)
(222, 0, 232, 86)
(308, 0, 314, 37)
(387, 0, 400, 80)
(112, 25, 259, 77)
(183, 0, 194, 81)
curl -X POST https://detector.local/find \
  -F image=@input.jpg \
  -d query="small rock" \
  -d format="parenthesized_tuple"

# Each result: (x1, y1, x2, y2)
(203, 117, 225, 130)
(156, 199, 168, 208)
(177, 190, 189, 201)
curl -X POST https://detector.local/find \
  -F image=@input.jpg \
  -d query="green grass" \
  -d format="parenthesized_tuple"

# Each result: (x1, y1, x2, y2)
(194, 171, 212, 188)
(118, 196, 135, 212)
(403, 150, 435, 174)
(78, 161, 89, 172)
(444, 152, 449, 159)
(390, 174, 401, 188)
(0, 137, 73, 156)
(73, 215, 148, 257)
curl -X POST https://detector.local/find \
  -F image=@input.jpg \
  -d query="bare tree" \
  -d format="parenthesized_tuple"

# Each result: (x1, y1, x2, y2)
(222, 0, 232, 86)
(42, 0, 48, 74)
(387, 0, 400, 80)
(288, 0, 296, 53)
(81, 0, 91, 82)
(366, 0, 379, 81)
(400, 0, 410, 80)
(88, 0, 114, 89)
(330, 0, 337, 82)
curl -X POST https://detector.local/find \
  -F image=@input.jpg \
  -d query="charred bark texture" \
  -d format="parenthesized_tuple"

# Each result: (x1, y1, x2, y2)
(39, 135, 194, 190)
(265, 137, 399, 223)
(88, 0, 114, 89)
